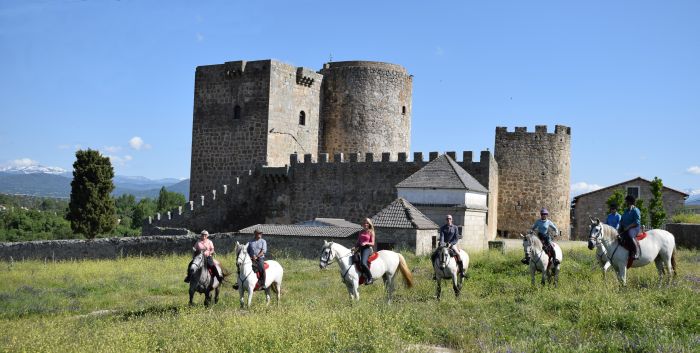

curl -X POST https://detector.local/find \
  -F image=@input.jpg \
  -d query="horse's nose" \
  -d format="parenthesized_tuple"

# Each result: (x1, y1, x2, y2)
(587, 241, 594, 250)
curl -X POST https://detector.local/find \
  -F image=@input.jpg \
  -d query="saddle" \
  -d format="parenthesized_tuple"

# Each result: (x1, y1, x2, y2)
(620, 232, 646, 268)
(206, 259, 222, 277)
(253, 262, 270, 291)
(354, 252, 379, 285)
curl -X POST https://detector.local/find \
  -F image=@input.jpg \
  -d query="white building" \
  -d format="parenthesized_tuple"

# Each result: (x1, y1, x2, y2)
(396, 154, 489, 251)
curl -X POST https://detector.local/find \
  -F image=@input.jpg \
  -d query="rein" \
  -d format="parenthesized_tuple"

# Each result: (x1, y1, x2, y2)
(236, 249, 255, 284)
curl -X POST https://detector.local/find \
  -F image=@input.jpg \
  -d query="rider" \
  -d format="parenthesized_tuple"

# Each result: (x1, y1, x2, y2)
(522, 208, 560, 265)
(605, 203, 622, 231)
(184, 230, 223, 283)
(431, 214, 466, 278)
(355, 218, 376, 285)
(620, 195, 641, 260)
(247, 229, 268, 289)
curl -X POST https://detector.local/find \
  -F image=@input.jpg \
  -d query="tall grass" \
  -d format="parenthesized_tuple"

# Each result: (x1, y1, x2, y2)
(1, 248, 698, 352)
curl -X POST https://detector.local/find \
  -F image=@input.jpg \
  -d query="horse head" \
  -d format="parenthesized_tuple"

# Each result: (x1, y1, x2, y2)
(588, 217, 602, 250)
(319, 240, 335, 269)
(189, 251, 204, 276)
(438, 244, 451, 269)
(236, 242, 249, 267)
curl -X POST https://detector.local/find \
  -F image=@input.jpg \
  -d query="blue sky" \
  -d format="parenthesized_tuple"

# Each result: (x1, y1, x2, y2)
(1, 0, 698, 196)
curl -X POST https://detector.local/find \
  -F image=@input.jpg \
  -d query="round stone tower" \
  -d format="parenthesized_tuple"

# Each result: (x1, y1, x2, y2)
(494, 125, 571, 239)
(319, 61, 412, 157)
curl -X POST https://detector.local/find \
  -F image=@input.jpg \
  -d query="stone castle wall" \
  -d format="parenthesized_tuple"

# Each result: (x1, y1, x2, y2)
(189, 60, 272, 200)
(320, 61, 412, 156)
(494, 125, 571, 239)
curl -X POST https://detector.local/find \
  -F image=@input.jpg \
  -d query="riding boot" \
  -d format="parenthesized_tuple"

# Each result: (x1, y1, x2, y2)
(259, 271, 266, 290)
(632, 239, 640, 260)
(365, 271, 373, 285)
(458, 260, 465, 278)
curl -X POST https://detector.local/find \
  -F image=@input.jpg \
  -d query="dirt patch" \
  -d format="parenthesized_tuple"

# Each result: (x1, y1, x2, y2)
(403, 344, 457, 353)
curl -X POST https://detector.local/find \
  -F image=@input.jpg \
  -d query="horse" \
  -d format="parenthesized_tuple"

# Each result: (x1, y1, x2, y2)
(234, 242, 283, 308)
(521, 232, 562, 287)
(318, 241, 414, 303)
(432, 243, 469, 299)
(187, 252, 226, 306)
(587, 218, 676, 286)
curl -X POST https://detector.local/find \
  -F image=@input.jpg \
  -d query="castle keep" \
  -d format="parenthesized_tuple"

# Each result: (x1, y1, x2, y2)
(147, 59, 572, 247)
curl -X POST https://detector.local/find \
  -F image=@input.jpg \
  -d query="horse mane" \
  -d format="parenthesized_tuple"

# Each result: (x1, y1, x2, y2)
(599, 223, 619, 242)
(528, 234, 543, 250)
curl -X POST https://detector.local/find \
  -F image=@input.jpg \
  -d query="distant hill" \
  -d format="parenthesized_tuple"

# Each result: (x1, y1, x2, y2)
(0, 172, 189, 200)
(686, 194, 700, 206)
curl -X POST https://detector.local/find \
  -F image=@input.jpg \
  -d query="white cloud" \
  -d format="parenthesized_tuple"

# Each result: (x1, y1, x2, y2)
(690, 189, 700, 195)
(686, 166, 700, 175)
(8, 158, 39, 168)
(571, 182, 602, 196)
(129, 136, 151, 150)
(103, 146, 122, 153)
(107, 154, 133, 166)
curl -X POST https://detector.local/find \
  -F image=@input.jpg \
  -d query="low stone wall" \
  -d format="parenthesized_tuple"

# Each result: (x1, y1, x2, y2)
(0, 233, 355, 262)
(666, 223, 700, 249)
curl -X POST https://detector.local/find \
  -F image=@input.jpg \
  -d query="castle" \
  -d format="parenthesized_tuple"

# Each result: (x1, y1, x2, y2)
(146, 59, 571, 247)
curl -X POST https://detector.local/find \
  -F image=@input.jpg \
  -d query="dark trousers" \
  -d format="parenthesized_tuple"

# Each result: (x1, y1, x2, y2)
(206, 256, 221, 279)
(359, 246, 373, 278)
(538, 233, 555, 258)
(254, 257, 266, 287)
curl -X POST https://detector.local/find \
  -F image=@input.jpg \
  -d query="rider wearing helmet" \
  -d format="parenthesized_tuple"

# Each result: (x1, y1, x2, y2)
(620, 195, 641, 259)
(522, 208, 560, 265)
(184, 230, 223, 283)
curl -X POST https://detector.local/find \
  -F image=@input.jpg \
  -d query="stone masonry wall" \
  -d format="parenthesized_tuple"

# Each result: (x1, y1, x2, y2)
(495, 125, 571, 239)
(266, 62, 323, 168)
(572, 181, 688, 240)
(320, 61, 412, 156)
(190, 60, 272, 200)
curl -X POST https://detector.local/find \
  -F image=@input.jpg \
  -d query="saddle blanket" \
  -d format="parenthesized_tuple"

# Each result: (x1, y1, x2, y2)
(356, 253, 379, 285)
(253, 262, 270, 291)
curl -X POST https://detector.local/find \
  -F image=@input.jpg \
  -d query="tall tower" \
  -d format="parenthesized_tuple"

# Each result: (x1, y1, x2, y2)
(189, 60, 322, 200)
(494, 125, 571, 239)
(319, 61, 412, 157)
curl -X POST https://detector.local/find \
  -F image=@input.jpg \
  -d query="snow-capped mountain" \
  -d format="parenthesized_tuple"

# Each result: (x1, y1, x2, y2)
(0, 164, 68, 175)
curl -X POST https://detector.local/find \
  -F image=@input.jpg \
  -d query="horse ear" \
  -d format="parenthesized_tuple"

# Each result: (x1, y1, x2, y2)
(589, 216, 595, 223)
(519, 233, 525, 238)
(595, 218, 600, 224)
(323, 240, 328, 246)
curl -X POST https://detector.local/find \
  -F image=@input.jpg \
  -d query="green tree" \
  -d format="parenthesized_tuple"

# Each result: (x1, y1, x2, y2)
(156, 187, 186, 213)
(606, 189, 626, 214)
(635, 199, 648, 229)
(114, 194, 137, 229)
(132, 198, 157, 229)
(67, 149, 117, 239)
(648, 177, 666, 229)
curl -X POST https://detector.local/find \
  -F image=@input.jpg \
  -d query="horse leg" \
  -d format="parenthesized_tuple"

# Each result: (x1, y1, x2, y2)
(214, 287, 219, 304)
(204, 289, 211, 307)
(247, 288, 254, 308)
(654, 257, 665, 287)
(435, 276, 442, 300)
(239, 287, 245, 309)
(189, 288, 195, 306)
(452, 274, 460, 297)
(265, 287, 271, 306)
(617, 266, 627, 287)
(530, 266, 536, 286)
(385, 275, 395, 304)
(273, 282, 281, 307)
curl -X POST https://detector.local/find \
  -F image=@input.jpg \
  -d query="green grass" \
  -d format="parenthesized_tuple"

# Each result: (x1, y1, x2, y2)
(671, 213, 700, 224)
(1, 248, 698, 352)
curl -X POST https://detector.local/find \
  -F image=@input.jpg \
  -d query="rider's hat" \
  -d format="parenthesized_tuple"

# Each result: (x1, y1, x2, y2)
(200, 230, 209, 236)
(609, 202, 618, 209)
(625, 195, 636, 204)
(254, 229, 263, 235)
(540, 208, 549, 215)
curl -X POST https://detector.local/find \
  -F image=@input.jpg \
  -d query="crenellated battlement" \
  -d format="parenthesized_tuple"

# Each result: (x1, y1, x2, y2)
(495, 125, 571, 136)
(288, 150, 494, 165)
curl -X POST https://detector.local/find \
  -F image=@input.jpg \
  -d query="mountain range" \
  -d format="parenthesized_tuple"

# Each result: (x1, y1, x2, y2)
(0, 165, 189, 200)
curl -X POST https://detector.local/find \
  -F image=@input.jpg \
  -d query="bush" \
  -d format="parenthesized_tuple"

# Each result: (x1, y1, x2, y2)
(670, 213, 700, 224)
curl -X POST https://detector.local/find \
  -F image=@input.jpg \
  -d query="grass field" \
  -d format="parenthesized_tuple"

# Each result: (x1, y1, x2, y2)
(1, 247, 698, 352)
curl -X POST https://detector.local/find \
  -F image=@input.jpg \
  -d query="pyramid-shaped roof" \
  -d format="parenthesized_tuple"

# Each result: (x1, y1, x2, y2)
(395, 154, 488, 192)
(371, 198, 439, 229)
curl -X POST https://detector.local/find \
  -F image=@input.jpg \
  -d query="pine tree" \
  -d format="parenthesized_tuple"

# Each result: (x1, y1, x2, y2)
(649, 177, 666, 229)
(67, 149, 116, 239)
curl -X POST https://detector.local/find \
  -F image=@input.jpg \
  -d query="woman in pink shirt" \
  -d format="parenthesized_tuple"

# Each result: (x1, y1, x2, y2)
(356, 218, 376, 285)
(185, 230, 223, 282)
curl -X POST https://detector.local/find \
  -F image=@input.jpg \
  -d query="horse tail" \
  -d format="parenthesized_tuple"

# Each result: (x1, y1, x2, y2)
(397, 254, 414, 288)
(671, 248, 677, 277)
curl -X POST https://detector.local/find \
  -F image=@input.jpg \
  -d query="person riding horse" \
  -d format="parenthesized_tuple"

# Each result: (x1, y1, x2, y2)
(431, 214, 466, 278)
(354, 218, 376, 285)
(522, 208, 560, 266)
(184, 230, 223, 283)
(606, 203, 622, 231)
(247, 229, 268, 290)
(619, 195, 641, 260)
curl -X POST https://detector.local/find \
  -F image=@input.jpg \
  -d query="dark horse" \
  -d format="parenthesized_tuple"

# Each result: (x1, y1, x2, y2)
(187, 252, 225, 306)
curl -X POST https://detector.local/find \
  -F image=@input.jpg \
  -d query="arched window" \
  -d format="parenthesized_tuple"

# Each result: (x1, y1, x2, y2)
(234, 105, 241, 119)
(299, 111, 306, 126)
(402, 106, 406, 115)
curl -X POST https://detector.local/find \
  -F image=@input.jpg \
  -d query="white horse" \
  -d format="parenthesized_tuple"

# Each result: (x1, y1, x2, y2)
(587, 218, 676, 286)
(187, 252, 225, 306)
(521, 232, 562, 287)
(318, 241, 414, 303)
(234, 242, 283, 308)
(432, 244, 469, 299)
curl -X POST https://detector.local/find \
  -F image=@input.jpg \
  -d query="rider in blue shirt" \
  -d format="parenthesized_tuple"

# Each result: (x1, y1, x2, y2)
(620, 195, 641, 259)
(430, 215, 466, 278)
(522, 208, 560, 265)
(247, 229, 268, 289)
(605, 203, 622, 231)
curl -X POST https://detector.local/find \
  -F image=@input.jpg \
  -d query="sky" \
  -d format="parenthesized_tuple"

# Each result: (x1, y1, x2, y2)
(0, 0, 698, 197)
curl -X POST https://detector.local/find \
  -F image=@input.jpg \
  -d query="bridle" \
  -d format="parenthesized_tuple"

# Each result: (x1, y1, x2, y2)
(589, 224, 618, 264)
(319, 245, 355, 281)
(236, 247, 254, 283)
(438, 246, 452, 269)
(524, 236, 546, 271)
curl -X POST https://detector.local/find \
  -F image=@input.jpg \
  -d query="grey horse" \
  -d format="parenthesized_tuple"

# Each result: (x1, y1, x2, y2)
(187, 252, 225, 306)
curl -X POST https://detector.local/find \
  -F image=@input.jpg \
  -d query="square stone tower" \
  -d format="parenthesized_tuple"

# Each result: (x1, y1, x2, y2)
(189, 60, 323, 200)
